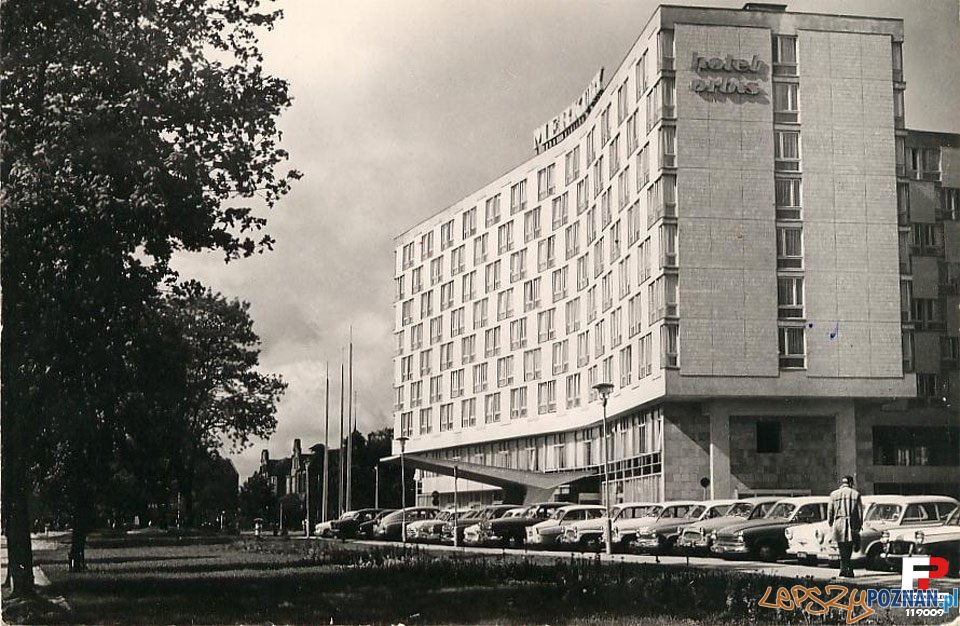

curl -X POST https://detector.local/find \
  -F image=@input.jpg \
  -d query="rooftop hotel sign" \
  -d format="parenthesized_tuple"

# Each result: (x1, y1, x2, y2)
(533, 68, 604, 154)
(690, 53, 764, 95)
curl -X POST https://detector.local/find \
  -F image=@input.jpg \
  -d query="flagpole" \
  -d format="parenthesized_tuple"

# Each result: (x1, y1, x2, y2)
(347, 328, 354, 511)
(321, 361, 330, 523)
(339, 355, 345, 517)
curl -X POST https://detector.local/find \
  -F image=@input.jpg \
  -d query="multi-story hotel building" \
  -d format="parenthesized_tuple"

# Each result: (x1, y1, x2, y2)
(391, 3, 959, 506)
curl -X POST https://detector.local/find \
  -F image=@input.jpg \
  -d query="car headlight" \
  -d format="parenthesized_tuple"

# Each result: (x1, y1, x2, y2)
(736, 531, 744, 541)
(710, 531, 718, 541)
(915, 530, 925, 545)
(881, 530, 890, 543)
(814, 528, 823, 542)
(784, 528, 793, 540)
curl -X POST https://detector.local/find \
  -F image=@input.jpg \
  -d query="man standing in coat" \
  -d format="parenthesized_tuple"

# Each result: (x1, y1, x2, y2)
(826, 475, 863, 578)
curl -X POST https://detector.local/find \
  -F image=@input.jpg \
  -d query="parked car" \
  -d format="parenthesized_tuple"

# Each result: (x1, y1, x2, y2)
(331, 508, 385, 539)
(488, 502, 567, 546)
(315, 510, 358, 538)
(611, 502, 705, 552)
(632, 500, 735, 554)
(526, 505, 605, 548)
(560, 502, 657, 550)
(712, 496, 829, 561)
(407, 509, 463, 543)
(677, 497, 781, 555)
(443, 505, 513, 544)
(373, 507, 439, 541)
(786, 495, 957, 567)
(882, 507, 960, 575)
(464, 506, 526, 545)
(357, 509, 396, 539)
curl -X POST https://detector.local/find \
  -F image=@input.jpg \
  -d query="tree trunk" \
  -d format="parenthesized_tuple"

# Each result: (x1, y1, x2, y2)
(5, 483, 36, 596)
(68, 515, 87, 572)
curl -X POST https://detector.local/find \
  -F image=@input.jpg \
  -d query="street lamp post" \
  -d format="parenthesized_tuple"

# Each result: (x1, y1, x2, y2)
(593, 382, 615, 555)
(396, 435, 409, 547)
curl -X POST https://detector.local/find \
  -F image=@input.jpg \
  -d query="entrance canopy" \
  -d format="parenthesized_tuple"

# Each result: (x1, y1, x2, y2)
(380, 453, 596, 505)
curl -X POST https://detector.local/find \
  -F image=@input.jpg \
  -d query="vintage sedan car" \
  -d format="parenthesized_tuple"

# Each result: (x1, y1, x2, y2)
(560, 502, 657, 550)
(331, 508, 385, 539)
(357, 509, 396, 539)
(464, 506, 526, 545)
(373, 506, 439, 541)
(677, 497, 780, 554)
(632, 500, 735, 554)
(488, 502, 567, 546)
(526, 505, 605, 548)
(315, 510, 359, 538)
(407, 509, 469, 543)
(786, 495, 957, 567)
(443, 505, 513, 544)
(612, 502, 709, 552)
(712, 496, 829, 561)
(882, 507, 960, 576)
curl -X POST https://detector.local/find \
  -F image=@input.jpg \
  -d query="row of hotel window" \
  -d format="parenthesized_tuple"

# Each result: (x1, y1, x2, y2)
(897, 185, 959, 231)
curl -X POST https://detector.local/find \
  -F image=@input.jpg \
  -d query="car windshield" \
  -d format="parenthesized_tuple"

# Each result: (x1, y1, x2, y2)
(661, 504, 698, 519)
(702, 504, 730, 519)
(690, 505, 706, 518)
(766, 503, 797, 519)
(866, 504, 902, 523)
(945, 510, 959, 526)
(727, 503, 754, 518)
(551, 508, 568, 520)
(617, 505, 658, 520)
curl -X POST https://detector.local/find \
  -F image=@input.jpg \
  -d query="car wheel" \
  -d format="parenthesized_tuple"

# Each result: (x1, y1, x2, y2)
(757, 543, 778, 562)
(864, 546, 884, 571)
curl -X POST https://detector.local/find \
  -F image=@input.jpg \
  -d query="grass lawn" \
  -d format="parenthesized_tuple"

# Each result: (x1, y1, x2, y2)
(11, 536, 933, 625)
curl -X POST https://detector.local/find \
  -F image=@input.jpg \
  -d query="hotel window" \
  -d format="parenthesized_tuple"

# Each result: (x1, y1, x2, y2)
(510, 179, 527, 214)
(942, 336, 960, 366)
(610, 307, 623, 347)
(638, 333, 652, 378)
(587, 365, 598, 400)
(410, 323, 423, 350)
(538, 164, 556, 200)
(450, 368, 465, 398)
(510, 387, 528, 418)
(594, 238, 605, 277)
(601, 273, 613, 311)
(401, 298, 414, 326)
(400, 411, 413, 437)
(626, 114, 638, 155)
(566, 298, 581, 334)
(776, 226, 803, 269)
(538, 308, 556, 342)
(658, 29, 674, 70)
(473, 297, 488, 329)
(943, 188, 960, 220)
(901, 331, 914, 373)
(510, 317, 528, 350)
(660, 126, 676, 169)
(585, 207, 597, 244)
(430, 257, 443, 286)
(586, 127, 596, 165)
(523, 277, 541, 311)
(420, 231, 434, 260)
(577, 330, 590, 367)
(628, 294, 642, 337)
(552, 267, 567, 302)
(473, 233, 488, 264)
(640, 238, 651, 283)
(566, 373, 581, 408)
(419, 409, 432, 436)
(913, 298, 943, 331)
(773, 83, 799, 123)
(587, 286, 597, 322)
(638, 145, 650, 189)
(610, 221, 621, 262)
(450, 245, 465, 275)
(661, 323, 678, 368)
(538, 236, 556, 271)
(636, 52, 647, 99)
(899, 231, 911, 274)
(484, 325, 501, 357)
(910, 223, 943, 256)
(497, 355, 514, 387)
(619, 255, 630, 297)
(524, 207, 541, 243)
(537, 380, 557, 414)
(524, 348, 542, 381)
(461, 271, 475, 301)
(411, 267, 423, 294)
(617, 80, 628, 124)
(462, 207, 477, 238)
(552, 340, 569, 375)
(900, 280, 913, 322)
(420, 349, 432, 376)
(497, 221, 514, 254)
(777, 276, 804, 319)
(659, 223, 678, 268)
(921, 148, 942, 181)
(395, 330, 404, 356)
(430, 315, 443, 344)
(421, 290, 433, 318)
(461, 397, 476, 427)
(576, 254, 589, 291)
(601, 190, 612, 228)
(497, 287, 513, 321)
(756, 421, 782, 454)
(440, 342, 454, 371)
(772, 35, 797, 76)
(896, 136, 906, 177)
(602, 355, 614, 385)
(400, 355, 413, 382)
(410, 381, 422, 407)
(552, 193, 568, 230)
(897, 183, 910, 225)
(576, 178, 589, 214)
(510, 248, 526, 282)
(593, 155, 604, 198)
(595, 319, 606, 355)
(917, 374, 946, 405)
(451, 307, 465, 337)
(619, 345, 632, 386)
(402, 242, 416, 270)
(661, 77, 676, 119)
(892, 42, 904, 82)
(485, 260, 501, 294)
(395, 275, 405, 302)
(778, 326, 805, 368)
(439, 403, 454, 432)
(565, 146, 580, 185)
(473, 362, 488, 393)
(627, 204, 640, 246)
(873, 426, 959, 467)
(618, 167, 631, 209)
(394, 385, 404, 411)
(775, 178, 802, 220)
(565, 223, 580, 260)
(609, 134, 621, 175)
(485, 194, 501, 227)
(440, 220, 455, 250)
(429, 375, 442, 403)
(645, 85, 658, 133)
(462, 334, 476, 364)
(894, 89, 905, 128)
(600, 104, 611, 145)
(774, 130, 801, 171)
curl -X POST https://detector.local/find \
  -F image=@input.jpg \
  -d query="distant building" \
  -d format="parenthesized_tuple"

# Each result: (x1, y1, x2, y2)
(255, 438, 341, 525)
(391, 3, 960, 506)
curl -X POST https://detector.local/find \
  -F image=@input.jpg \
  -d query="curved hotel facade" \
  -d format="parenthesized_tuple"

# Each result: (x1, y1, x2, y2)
(392, 3, 960, 505)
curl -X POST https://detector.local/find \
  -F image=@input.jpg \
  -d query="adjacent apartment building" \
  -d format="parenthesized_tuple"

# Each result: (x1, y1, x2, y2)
(392, 3, 959, 506)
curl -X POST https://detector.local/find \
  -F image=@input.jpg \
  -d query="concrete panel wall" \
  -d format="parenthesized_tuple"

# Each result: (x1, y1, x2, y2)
(662, 403, 710, 500)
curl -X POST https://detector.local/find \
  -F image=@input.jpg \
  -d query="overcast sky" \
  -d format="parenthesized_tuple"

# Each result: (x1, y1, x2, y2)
(172, 0, 960, 480)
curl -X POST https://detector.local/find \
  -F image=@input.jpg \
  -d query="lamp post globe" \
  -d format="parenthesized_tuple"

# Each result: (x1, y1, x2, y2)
(592, 382, 615, 555)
